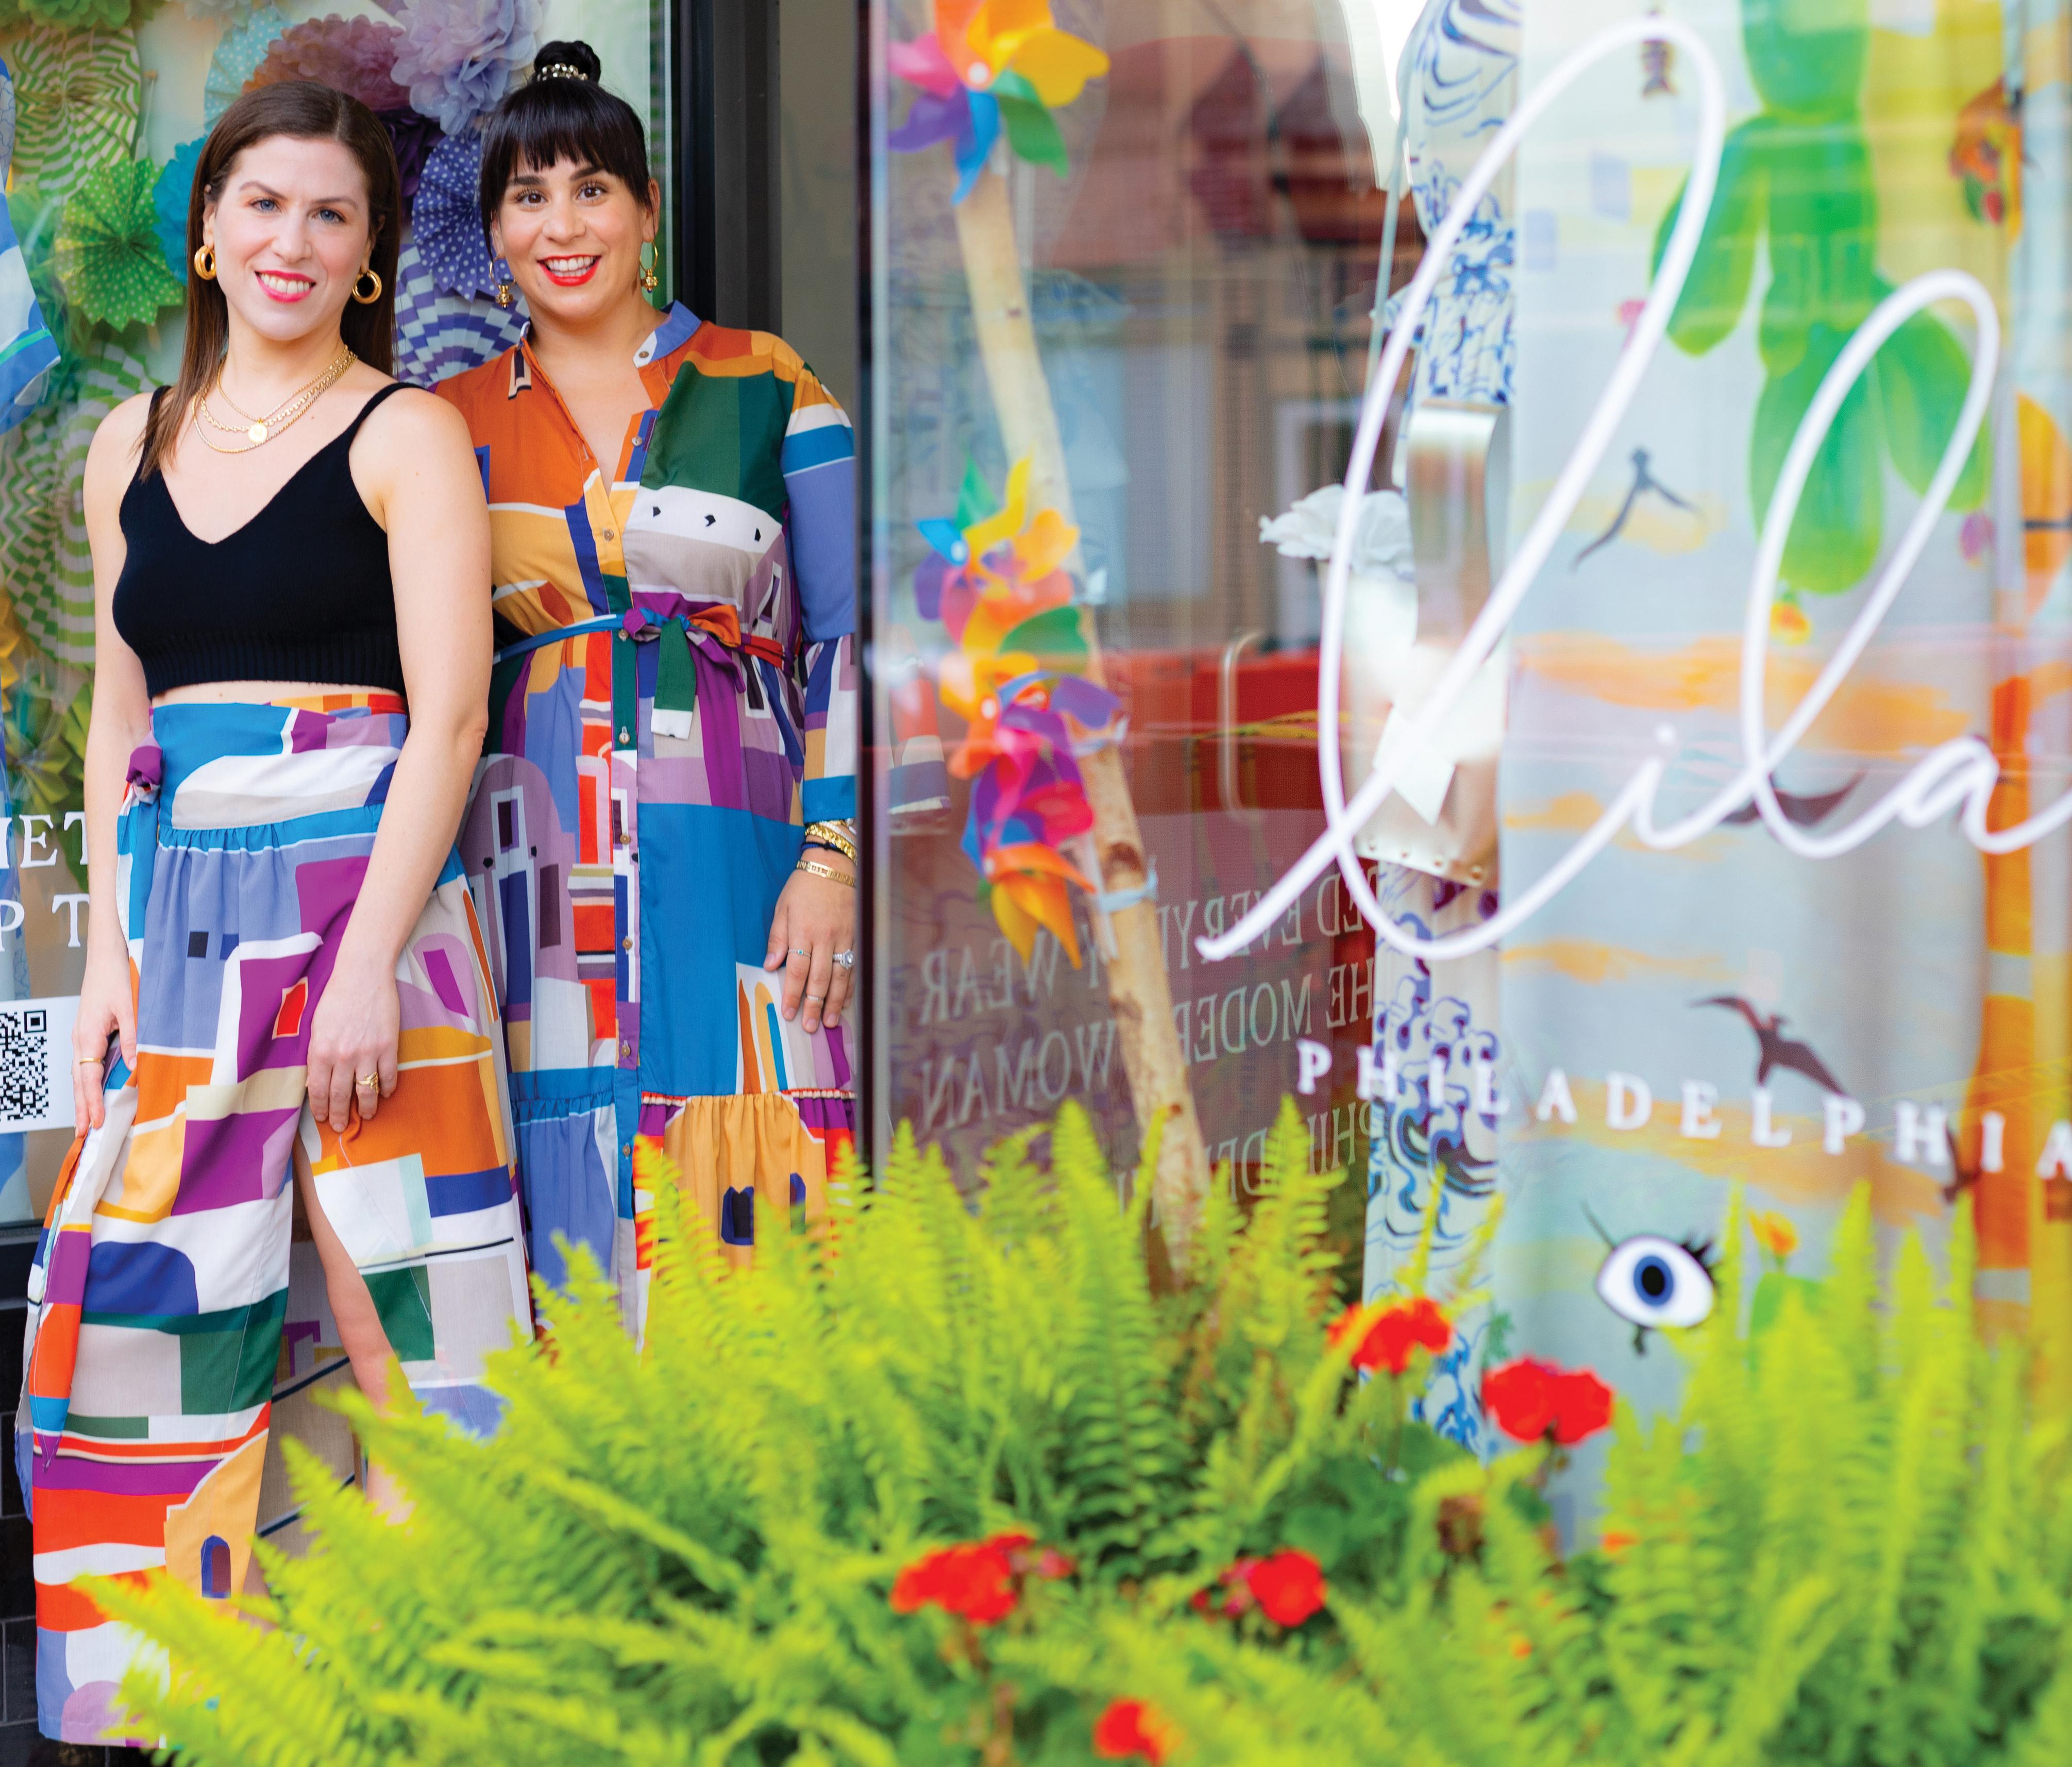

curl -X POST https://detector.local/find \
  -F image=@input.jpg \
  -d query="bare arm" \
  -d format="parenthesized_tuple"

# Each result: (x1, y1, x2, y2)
(72, 394, 156, 1132)
(302, 389, 491, 1131)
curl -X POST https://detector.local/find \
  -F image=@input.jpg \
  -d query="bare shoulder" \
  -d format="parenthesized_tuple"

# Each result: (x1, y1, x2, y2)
(87, 389, 155, 470)
(83, 389, 157, 502)
(356, 379, 476, 458)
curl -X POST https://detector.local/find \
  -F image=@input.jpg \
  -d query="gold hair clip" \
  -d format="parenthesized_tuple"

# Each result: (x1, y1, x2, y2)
(535, 62, 593, 82)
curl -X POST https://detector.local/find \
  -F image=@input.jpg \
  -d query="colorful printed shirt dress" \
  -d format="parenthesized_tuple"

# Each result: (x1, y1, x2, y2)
(19, 695, 533, 1742)
(436, 304, 856, 1331)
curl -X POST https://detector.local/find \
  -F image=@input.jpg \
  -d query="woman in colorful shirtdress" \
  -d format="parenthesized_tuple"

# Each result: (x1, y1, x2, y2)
(22, 86, 530, 1742)
(437, 44, 856, 1331)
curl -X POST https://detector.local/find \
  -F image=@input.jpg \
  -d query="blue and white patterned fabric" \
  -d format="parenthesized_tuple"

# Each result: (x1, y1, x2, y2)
(1382, 0, 1522, 407)
(0, 58, 60, 433)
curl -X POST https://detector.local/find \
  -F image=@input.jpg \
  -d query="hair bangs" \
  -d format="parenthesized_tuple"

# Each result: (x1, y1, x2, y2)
(479, 45, 652, 231)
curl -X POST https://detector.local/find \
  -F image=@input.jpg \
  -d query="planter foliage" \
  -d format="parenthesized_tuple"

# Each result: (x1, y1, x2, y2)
(97, 1104, 2072, 1766)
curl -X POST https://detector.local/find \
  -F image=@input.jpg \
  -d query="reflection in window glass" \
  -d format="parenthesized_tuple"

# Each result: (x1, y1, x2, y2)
(869, 0, 1417, 1220)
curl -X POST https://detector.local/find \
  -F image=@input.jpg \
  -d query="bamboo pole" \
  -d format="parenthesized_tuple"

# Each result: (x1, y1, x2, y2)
(953, 163, 1210, 1263)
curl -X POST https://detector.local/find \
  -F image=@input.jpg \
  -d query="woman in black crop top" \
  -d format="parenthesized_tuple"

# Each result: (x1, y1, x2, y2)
(23, 86, 532, 1731)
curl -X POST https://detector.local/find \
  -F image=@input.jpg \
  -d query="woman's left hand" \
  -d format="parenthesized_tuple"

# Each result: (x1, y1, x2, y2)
(306, 956, 401, 1133)
(765, 862, 857, 1035)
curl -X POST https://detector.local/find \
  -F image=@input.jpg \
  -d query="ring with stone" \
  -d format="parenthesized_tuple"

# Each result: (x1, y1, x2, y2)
(832, 950, 856, 969)
(790, 946, 809, 957)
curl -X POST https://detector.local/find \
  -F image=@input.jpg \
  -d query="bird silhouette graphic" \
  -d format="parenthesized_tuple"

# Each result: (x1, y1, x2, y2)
(1696, 996, 1846, 1097)
(1573, 446, 1698, 567)
(1941, 1124, 1982, 1208)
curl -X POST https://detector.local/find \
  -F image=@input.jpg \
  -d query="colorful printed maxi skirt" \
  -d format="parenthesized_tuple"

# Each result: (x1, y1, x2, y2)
(15, 697, 531, 1742)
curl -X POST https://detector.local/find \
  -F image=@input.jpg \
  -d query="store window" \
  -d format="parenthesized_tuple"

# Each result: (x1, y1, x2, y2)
(866, 0, 1415, 1229)
(0, 2, 670, 1227)
(865, 0, 2072, 1472)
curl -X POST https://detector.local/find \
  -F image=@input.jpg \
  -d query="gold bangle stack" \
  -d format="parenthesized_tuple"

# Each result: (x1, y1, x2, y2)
(796, 857, 855, 887)
(802, 819, 857, 864)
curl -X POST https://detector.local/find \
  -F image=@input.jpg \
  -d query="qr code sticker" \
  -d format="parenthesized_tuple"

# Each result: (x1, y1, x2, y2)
(0, 1007, 49, 1124)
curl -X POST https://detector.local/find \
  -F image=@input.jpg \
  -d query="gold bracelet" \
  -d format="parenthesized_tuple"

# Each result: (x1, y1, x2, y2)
(796, 857, 855, 887)
(803, 820, 858, 864)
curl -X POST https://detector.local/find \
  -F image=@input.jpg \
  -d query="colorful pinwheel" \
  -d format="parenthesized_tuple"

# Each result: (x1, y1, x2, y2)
(889, 0, 1108, 200)
(917, 456, 1118, 963)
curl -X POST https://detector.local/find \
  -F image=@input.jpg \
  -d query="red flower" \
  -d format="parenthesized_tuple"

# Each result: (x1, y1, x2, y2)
(1546, 1369, 1613, 1444)
(1329, 1295, 1452, 1375)
(1093, 1698, 1180, 1763)
(890, 1538, 1020, 1626)
(1482, 1358, 1615, 1446)
(1238, 1549, 1327, 1626)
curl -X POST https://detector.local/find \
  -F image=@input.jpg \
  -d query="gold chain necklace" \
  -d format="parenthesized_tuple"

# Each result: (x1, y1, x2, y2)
(197, 347, 357, 449)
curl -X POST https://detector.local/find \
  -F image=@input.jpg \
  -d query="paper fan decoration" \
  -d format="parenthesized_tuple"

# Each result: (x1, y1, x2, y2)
(9, 27, 141, 203)
(0, 338, 148, 665)
(55, 159, 185, 329)
(0, 53, 18, 175)
(205, 4, 287, 125)
(154, 136, 204, 277)
(391, 237, 524, 388)
(412, 132, 496, 299)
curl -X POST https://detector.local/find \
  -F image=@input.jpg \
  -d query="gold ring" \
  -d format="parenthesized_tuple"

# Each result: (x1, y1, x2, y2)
(356, 1072, 380, 1089)
(75, 1056, 103, 1066)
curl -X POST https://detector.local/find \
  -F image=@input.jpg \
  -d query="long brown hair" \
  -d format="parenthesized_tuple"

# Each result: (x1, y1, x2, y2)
(140, 81, 401, 480)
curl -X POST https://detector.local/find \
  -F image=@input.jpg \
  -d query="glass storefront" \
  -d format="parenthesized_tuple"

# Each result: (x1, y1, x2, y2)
(0, 3, 671, 1233)
(865, 0, 1404, 1227)
(860, 0, 2072, 1475)
(3, 0, 2070, 1480)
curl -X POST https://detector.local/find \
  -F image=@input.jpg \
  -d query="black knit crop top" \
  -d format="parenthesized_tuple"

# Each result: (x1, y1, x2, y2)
(113, 382, 410, 697)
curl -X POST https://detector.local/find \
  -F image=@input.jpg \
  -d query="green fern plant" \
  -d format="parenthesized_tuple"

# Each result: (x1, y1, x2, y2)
(96, 1114, 2072, 1767)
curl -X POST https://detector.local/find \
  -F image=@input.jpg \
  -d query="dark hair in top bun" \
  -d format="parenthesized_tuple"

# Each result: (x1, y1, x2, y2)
(478, 40, 654, 233)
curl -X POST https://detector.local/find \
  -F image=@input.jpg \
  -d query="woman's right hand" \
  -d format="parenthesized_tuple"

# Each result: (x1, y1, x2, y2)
(72, 939, 136, 1135)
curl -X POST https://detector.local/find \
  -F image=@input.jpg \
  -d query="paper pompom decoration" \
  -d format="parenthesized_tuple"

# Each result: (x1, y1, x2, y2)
(17, 0, 164, 32)
(205, 4, 287, 125)
(55, 158, 184, 329)
(153, 136, 204, 279)
(411, 131, 497, 299)
(379, 106, 443, 207)
(250, 13, 409, 109)
(9, 26, 141, 201)
(391, 0, 542, 135)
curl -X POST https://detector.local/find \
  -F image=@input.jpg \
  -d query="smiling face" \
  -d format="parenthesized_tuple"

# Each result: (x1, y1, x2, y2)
(491, 155, 659, 328)
(203, 132, 374, 348)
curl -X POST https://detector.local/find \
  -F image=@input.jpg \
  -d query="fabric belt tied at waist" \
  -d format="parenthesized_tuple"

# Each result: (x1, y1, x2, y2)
(494, 604, 788, 745)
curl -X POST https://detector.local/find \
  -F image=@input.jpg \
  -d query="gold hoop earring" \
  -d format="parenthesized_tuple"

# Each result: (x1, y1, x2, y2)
(352, 266, 382, 305)
(637, 242, 659, 295)
(193, 244, 216, 280)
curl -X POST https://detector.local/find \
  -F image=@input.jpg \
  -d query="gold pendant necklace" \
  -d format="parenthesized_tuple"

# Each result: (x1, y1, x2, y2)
(202, 347, 357, 448)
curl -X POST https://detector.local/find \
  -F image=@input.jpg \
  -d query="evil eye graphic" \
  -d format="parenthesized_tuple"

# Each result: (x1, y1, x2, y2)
(1595, 1234, 1716, 1331)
